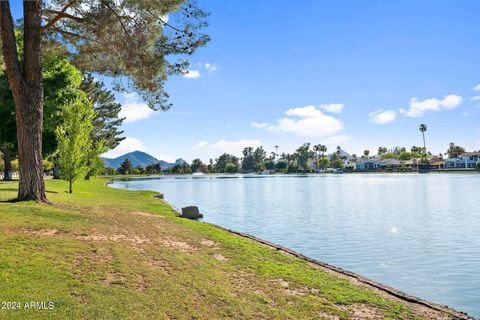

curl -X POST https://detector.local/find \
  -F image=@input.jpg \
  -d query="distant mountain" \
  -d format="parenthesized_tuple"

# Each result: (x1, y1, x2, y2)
(102, 151, 186, 169)
(159, 158, 186, 169)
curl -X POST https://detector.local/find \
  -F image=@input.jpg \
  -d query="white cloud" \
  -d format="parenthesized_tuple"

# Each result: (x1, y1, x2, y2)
(192, 141, 208, 150)
(154, 154, 176, 163)
(369, 109, 396, 124)
(285, 105, 322, 118)
(102, 137, 146, 158)
(321, 134, 350, 145)
(192, 139, 262, 157)
(399, 94, 462, 118)
(250, 121, 269, 129)
(200, 62, 218, 73)
(260, 105, 344, 138)
(470, 96, 480, 101)
(474, 84, 480, 91)
(119, 93, 155, 123)
(182, 70, 201, 79)
(320, 103, 344, 113)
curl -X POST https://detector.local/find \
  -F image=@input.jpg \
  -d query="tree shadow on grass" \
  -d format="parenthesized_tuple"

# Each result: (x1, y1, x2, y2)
(0, 188, 58, 194)
(0, 189, 58, 203)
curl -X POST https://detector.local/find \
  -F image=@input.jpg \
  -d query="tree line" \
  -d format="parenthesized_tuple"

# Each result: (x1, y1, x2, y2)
(107, 141, 472, 176)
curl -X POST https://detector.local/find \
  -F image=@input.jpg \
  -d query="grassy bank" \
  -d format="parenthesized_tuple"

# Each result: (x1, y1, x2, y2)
(0, 179, 456, 319)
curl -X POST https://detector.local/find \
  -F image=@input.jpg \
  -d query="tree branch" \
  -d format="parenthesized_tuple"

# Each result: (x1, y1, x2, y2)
(145, 9, 190, 36)
(100, 0, 134, 44)
(41, 0, 79, 31)
(51, 27, 98, 44)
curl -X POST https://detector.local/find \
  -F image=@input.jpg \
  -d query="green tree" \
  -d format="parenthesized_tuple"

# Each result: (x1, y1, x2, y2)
(253, 146, 267, 172)
(214, 153, 238, 173)
(446, 142, 465, 159)
(363, 150, 370, 158)
(84, 140, 107, 180)
(55, 96, 94, 193)
(0, 55, 81, 181)
(117, 159, 133, 175)
(294, 143, 312, 172)
(275, 160, 288, 171)
(169, 162, 192, 174)
(145, 163, 162, 174)
(207, 158, 214, 172)
(318, 157, 330, 169)
(191, 158, 207, 173)
(330, 152, 344, 169)
(241, 147, 256, 173)
(80, 74, 125, 150)
(378, 147, 388, 155)
(225, 163, 237, 174)
(0, 0, 209, 201)
(398, 152, 415, 161)
(264, 160, 275, 171)
(80, 74, 125, 179)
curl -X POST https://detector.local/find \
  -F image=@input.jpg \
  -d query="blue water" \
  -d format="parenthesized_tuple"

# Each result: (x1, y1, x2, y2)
(110, 174, 480, 317)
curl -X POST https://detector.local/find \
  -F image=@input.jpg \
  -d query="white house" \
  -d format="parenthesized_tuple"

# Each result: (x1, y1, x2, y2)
(445, 152, 480, 169)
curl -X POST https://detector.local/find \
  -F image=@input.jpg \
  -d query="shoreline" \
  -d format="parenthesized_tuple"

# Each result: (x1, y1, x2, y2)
(138, 185, 474, 319)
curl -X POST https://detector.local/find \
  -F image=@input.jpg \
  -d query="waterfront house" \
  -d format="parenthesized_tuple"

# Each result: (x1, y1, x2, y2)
(355, 159, 382, 171)
(444, 152, 480, 169)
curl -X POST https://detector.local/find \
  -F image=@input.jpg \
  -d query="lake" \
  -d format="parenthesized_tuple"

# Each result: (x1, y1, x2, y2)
(110, 174, 480, 317)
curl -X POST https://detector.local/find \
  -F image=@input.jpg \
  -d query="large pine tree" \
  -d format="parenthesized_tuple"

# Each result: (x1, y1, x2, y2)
(80, 74, 124, 179)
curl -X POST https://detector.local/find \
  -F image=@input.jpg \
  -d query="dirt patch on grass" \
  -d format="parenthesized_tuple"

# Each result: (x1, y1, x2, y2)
(157, 236, 197, 252)
(338, 303, 387, 320)
(130, 211, 164, 218)
(230, 271, 262, 294)
(145, 257, 174, 275)
(213, 253, 227, 261)
(24, 228, 59, 236)
(77, 233, 151, 245)
(273, 279, 311, 296)
(200, 239, 220, 249)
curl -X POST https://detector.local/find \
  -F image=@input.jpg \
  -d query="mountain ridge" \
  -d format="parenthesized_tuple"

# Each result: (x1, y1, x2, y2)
(102, 151, 186, 169)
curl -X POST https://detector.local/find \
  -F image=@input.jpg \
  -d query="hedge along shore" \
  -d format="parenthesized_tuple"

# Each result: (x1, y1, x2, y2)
(156, 193, 474, 320)
(0, 177, 473, 320)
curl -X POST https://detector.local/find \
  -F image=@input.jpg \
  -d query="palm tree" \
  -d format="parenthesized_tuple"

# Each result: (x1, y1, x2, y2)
(363, 149, 370, 159)
(419, 124, 427, 156)
(313, 144, 321, 171)
(275, 145, 279, 160)
(320, 145, 327, 157)
(315, 144, 327, 170)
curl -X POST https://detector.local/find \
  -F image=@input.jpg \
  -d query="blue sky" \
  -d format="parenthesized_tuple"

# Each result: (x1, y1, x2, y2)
(12, 1, 480, 161)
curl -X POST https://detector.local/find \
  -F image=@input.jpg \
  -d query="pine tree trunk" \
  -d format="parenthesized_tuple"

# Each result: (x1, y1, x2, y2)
(69, 180, 73, 194)
(2, 149, 13, 181)
(0, 1, 47, 202)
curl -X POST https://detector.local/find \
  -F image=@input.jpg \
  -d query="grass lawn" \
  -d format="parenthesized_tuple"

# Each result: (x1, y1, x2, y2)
(0, 178, 456, 319)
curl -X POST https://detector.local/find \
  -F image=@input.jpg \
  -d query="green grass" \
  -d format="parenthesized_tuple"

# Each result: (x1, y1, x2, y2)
(0, 179, 448, 319)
